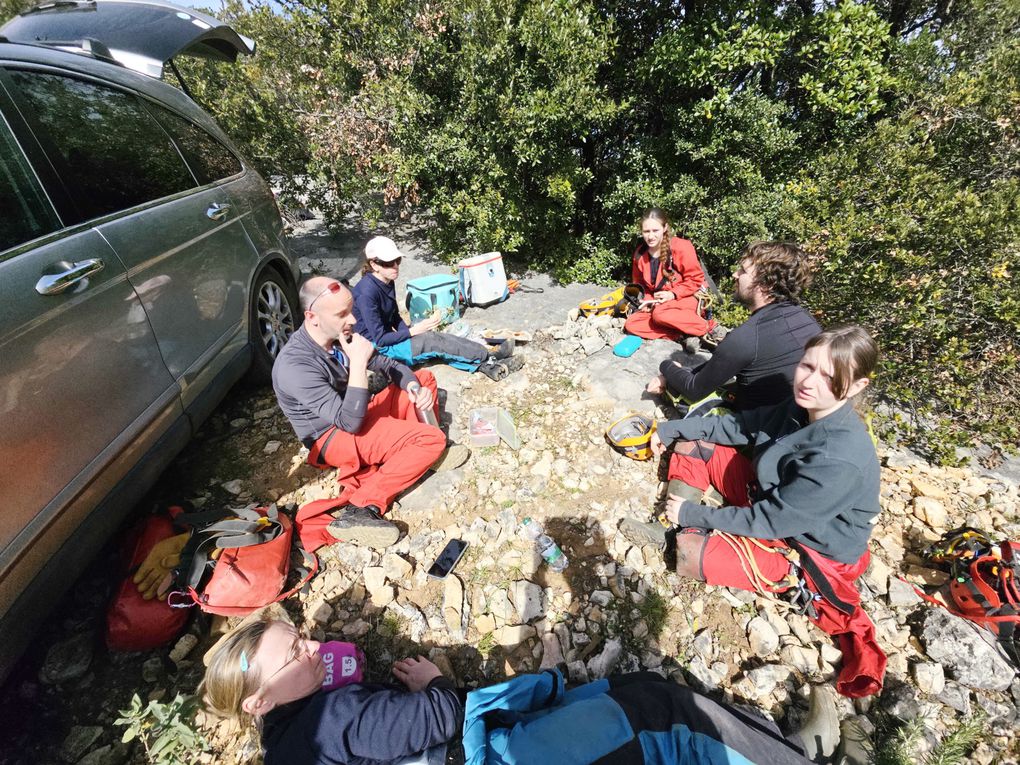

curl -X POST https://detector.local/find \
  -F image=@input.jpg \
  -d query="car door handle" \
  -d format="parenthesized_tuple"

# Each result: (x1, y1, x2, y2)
(35, 258, 106, 295)
(206, 202, 232, 221)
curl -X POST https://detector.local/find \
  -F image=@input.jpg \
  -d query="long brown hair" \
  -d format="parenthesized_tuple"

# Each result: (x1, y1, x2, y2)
(640, 208, 675, 281)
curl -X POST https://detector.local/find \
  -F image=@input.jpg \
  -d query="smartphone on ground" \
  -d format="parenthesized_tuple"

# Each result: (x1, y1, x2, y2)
(426, 539, 469, 579)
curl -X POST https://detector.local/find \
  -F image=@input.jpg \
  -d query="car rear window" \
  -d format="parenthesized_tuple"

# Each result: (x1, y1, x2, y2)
(0, 111, 61, 254)
(8, 70, 197, 221)
(148, 105, 243, 186)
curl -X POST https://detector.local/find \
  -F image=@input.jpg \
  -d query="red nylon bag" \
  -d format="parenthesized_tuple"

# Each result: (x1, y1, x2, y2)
(173, 506, 317, 617)
(106, 512, 189, 651)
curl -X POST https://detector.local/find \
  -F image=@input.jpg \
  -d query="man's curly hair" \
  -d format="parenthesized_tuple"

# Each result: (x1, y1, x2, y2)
(741, 241, 813, 304)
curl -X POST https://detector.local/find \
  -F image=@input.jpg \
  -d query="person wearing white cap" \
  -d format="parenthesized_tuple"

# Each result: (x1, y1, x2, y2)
(352, 236, 524, 381)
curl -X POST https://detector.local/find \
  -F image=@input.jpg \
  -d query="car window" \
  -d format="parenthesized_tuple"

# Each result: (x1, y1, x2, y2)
(7, 70, 197, 221)
(148, 105, 243, 185)
(0, 110, 61, 254)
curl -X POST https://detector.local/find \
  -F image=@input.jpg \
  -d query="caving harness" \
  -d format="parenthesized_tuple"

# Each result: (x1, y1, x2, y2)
(908, 527, 1020, 666)
(709, 533, 856, 620)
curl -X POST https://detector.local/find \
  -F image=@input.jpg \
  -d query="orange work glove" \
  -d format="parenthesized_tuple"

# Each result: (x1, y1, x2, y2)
(132, 532, 189, 600)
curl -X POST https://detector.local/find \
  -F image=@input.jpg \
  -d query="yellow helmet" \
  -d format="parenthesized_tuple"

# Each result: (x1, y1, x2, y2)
(605, 413, 657, 461)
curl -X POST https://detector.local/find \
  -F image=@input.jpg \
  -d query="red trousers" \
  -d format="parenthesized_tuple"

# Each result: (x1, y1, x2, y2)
(307, 370, 445, 513)
(624, 296, 713, 340)
(669, 443, 887, 698)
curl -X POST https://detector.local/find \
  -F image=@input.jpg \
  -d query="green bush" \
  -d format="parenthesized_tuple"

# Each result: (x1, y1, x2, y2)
(178, 0, 1017, 461)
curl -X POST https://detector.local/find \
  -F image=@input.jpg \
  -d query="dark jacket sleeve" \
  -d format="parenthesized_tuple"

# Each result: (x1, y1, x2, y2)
(680, 450, 864, 540)
(368, 352, 417, 390)
(655, 407, 758, 448)
(661, 324, 755, 403)
(354, 277, 411, 347)
(320, 679, 463, 762)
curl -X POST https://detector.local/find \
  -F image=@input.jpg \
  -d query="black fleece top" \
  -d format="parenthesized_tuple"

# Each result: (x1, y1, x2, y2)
(656, 399, 880, 563)
(662, 301, 820, 409)
(262, 677, 462, 765)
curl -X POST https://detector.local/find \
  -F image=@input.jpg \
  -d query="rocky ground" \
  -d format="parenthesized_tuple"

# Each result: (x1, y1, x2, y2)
(1, 218, 1018, 765)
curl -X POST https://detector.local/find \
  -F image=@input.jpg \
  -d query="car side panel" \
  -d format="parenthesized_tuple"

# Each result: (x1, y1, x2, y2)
(96, 175, 260, 403)
(0, 228, 179, 617)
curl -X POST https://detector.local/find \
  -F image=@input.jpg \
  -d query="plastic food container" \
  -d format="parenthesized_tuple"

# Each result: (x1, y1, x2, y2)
(469, 407, 500, 447)
(469, 407, 519, 449)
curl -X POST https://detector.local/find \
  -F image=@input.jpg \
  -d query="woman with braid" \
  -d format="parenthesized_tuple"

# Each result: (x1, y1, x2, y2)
(624, 208, 726, 345)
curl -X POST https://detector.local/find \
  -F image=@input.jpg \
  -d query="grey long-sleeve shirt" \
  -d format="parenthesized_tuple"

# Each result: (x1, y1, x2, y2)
(272, 325, 416, 444)
(657, 399, 880, 563)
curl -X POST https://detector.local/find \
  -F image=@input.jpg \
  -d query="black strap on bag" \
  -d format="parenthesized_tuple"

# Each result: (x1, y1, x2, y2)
(785, 538, 856, 616)
(173, 504, 286, 592)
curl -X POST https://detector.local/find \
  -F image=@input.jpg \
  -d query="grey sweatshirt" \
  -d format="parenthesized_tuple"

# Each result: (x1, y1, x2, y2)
(656, 398, 880, 563)
(272, 325, 416, 444)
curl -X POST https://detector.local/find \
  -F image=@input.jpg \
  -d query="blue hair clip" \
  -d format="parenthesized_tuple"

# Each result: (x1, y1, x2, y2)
(240, 650, 250, 673)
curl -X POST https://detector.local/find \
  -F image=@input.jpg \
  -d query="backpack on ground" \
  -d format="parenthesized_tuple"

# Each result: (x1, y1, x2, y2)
(578, 283, 644, 318)
(918, 527, 1020, 665)
(168, 504, 318, 617)
(458, 252, 510, 307)
(405, 274, 463, 325)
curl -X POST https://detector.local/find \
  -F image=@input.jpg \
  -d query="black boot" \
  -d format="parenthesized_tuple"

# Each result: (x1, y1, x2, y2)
(328, 504, 400, 549)
(492, 337, 515, 359)
(478, 355, 525, 381)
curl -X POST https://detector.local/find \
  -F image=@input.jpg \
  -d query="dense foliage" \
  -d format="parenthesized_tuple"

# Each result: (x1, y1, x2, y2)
(2, 0, 1015, 460)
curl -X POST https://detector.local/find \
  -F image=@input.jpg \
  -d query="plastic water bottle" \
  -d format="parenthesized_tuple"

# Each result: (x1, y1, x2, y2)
(406, 381, 440, 427)
(520, 518, 568, 572)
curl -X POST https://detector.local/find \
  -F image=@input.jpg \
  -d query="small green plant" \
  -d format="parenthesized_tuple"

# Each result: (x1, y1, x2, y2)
(115, 693, 207, 765)
(477, 631, 496, 657)
(635, 589, 669, 639)
(867, 710, 987, 765)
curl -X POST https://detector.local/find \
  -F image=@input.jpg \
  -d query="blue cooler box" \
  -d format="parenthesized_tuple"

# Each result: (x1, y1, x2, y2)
(405, 274, 463, 325)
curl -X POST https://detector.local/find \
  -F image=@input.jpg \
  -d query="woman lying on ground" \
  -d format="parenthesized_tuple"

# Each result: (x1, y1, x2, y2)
(621, 325, 887, 697)
(352, 236, 523, 381)
(201, 616, 462, 765)
(624, 208, 726, 347)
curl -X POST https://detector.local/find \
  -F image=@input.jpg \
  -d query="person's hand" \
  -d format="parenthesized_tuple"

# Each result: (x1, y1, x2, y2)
(343, 332, 375, 366)
(646, 374, 666, 395)
(663, 494, 683, 526)
(407, 383, 434, 411)
(653, 290, 673, 303)
(638, 299, 655, 312)
(410, 316, 441, 336)
(392, 656, 442, 692)
(650, 430, 665, 458)
(132, 532, 189, 600)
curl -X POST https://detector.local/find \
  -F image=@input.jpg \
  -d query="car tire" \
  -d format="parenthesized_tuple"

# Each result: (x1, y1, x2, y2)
(246, 266, 299, 386)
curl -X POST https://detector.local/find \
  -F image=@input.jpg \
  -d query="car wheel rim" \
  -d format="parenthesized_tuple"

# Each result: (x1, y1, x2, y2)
(257, 279, 295, 359)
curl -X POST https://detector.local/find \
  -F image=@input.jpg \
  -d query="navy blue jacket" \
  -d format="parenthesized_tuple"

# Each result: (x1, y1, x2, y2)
(352, 274, 410, 348)
(262, 677, 462, 765)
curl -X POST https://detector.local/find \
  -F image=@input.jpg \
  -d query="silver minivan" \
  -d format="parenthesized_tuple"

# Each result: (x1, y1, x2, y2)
(0, 0, 300, 679)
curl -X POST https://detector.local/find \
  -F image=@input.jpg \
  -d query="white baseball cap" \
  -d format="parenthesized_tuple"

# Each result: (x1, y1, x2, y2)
(365, 236, 403, 263)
